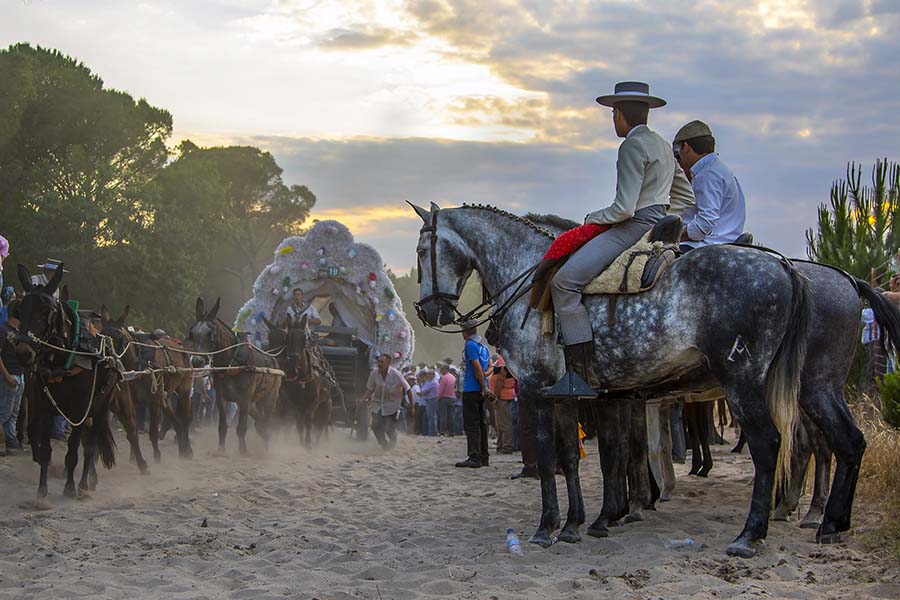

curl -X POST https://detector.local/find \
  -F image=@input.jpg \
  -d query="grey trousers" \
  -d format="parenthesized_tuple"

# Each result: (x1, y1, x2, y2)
(550, 204, 667, 345)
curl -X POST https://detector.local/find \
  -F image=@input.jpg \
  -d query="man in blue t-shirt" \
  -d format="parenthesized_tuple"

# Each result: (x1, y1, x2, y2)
(455, 321, 494, 468)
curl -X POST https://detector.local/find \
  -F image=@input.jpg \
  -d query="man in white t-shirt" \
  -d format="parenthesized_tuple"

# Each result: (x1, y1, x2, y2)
(286, 288, 321, 326)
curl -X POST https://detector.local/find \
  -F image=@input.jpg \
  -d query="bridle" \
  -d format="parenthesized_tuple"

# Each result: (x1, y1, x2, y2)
(413, 209, 540, 334)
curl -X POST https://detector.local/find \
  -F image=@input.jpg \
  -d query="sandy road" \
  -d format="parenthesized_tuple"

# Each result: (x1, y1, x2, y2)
(0, 427, 898, 599)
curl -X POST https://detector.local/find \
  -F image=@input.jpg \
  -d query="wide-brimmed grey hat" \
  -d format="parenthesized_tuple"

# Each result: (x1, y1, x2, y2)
(596, 81, 666, 108)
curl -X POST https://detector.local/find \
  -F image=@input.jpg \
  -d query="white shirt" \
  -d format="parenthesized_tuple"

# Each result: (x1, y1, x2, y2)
(681, 153, 747, 248)
(287, 302, 319, 322)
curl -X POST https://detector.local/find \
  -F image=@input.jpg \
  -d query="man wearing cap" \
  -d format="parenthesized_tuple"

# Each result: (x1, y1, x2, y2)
(550, 82, 694, 389)
(32, 259, 68, 299)
(672, 120, 746, 251)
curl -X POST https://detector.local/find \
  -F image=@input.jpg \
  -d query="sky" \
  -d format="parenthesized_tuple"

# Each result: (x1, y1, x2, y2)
(4, 0, 900, 272)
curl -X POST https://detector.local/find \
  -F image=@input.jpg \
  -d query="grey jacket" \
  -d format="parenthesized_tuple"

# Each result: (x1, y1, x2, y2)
(586, 124, 695, 225)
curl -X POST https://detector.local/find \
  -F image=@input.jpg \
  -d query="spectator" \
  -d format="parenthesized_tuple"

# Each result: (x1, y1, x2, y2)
(450, 365, 463, 436)
(0, 233, 8, 304)
(409, 371, 424, 434)
(420, 367, 439, 436)
(0, 287, 15, 325)
(490, 355, 516, 454)
(32, 259, 67, 299)
(455, 321, 494, 468)
(437, 363, 456, 435)
(0, 302, 25, 455)
(361, 353, 413, 450)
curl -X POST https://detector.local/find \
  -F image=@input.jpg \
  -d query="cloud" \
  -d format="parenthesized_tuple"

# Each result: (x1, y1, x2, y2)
(318, 26, 420, 49)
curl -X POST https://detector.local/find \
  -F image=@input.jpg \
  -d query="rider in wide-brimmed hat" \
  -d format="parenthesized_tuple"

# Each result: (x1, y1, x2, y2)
(31, 258, 69, 299)
(549, 82, 695, 390)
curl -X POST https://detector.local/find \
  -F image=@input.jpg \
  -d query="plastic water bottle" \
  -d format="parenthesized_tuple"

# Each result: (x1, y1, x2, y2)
(506, 528, 524, 557)
(665, 537, 695, 549)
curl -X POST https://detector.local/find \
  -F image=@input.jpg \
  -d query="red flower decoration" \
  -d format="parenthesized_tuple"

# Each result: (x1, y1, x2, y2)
(368, 272, 377, 281)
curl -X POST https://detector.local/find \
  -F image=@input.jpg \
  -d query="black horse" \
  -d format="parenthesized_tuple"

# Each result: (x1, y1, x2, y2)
(14, 264, 118, 501)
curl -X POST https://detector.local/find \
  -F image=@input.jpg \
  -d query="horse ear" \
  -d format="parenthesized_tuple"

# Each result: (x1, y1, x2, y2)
(117, 305, 130, 327)
(45, 263, 64, 295)
(206, 297, 220, 321)
(262, 316, 274, 331)
(60, 285, 69, 304)
(429, 201, 441, 212)
(100, 304, 110, 322)
(196, 297, 205, 321)
(17, 264, 34, 293)
(407, 200, 430, 223)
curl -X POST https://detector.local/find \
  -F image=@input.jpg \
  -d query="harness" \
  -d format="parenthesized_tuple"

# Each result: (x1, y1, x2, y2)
(413, 209, 539, 334)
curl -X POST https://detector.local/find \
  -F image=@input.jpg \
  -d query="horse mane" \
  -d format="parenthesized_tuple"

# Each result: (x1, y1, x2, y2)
(525, 213, 578, 232)
(460, 204, 556, 239)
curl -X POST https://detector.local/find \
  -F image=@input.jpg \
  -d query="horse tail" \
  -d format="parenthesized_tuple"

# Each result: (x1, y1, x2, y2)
(853, 277, 900, 356)
(766, 260, 811, 487)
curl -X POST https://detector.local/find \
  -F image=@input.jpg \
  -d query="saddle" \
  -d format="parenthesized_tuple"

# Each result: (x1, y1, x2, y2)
(530, 215, 683, 318)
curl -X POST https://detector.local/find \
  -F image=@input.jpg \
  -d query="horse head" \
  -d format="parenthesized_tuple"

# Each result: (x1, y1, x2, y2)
(186, 297, 222, 359)
(14, 263, 66, 367)
(409, 201, 475, 326)
(99, 304, 133, 357)
(286, 314, 311, 377)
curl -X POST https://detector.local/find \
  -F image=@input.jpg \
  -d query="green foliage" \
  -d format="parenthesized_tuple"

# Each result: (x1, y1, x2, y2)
(877, 371, 900, 428)
(806, 159, 900, 282)
(0, 44, 316, 332)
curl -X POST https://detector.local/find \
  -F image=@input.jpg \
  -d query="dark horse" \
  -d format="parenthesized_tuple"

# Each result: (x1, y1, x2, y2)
(14, 265, 119, 500)
(410, 203, 894, 557)
(266, 314, 338, 448)
(186, 298, 281, 454)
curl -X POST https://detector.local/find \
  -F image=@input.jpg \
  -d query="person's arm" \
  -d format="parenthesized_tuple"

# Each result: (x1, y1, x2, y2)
(585, 139, 646, 225)
(361, 372, 376, 403)
(307, 305, 322, 327)
(682, 171, 725, 242)
(0, 348, 16, 388)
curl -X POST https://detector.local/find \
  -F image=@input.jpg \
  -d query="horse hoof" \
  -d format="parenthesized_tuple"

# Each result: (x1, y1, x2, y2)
(726, 541, 757, 558)
(817, 532, 841, 544)
(586, 523, 609, 538)
(528, 531, 557, 548)
(180, 450, 194, 460)
(624, 511, 644, 524)
(698, 468, 711, 478)
(557, 528, 581, 544)
(138, 463, 150, 475)
(63, 487, 76, 499)
(771, 509, 790, 522)
(799, 517, 821, 529)
(76, 491, 92, 501)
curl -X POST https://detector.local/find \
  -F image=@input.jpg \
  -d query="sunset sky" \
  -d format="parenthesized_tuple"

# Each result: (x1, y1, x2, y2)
(5, 0, 900, 271)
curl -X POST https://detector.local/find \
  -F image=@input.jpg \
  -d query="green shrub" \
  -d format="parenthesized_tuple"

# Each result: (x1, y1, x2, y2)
(876, 371, 900, 428)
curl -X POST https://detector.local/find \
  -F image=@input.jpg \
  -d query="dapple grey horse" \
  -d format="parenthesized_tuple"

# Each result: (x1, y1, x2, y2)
(411, 203, 895, 558)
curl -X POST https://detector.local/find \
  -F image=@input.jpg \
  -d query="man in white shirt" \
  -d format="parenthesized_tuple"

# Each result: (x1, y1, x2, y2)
(672, 120, 747, 251)
(286, 288, 321, 326)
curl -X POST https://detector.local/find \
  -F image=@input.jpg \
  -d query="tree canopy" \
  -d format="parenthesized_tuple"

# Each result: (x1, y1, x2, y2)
(806, 159, 900, 283)
(0, 44, 316, 330)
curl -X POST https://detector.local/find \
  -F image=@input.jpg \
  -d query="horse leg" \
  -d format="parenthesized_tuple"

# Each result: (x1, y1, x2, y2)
(236, 401, 250, 455)
(697, 401, 714, 477)
(115, 387, 149, 474)
(173, 381, 194, 459)
(801, 389, 863, 543)
(658, 402, 676, 501)
(685, 403, 702, 475)
(249, 401, 270, 452)
(148, 395, 162, 462)
(800, 420, 832, 529)
(216, 395, 229, 452)
(645, 400, 664, 500)
(724, 385, 779, 558)
(63, 425, 82, 498)
(556, 399, 585, 543)
(587, 399, 628, 537)
(772, 414, 813, 521)
(625, 397, 652, 522)
(529, 395, 560, 547)
(78, 428, 96, 495)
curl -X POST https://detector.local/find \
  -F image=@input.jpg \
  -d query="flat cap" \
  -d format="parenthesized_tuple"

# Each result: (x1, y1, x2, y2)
(673, 120, 714, 145)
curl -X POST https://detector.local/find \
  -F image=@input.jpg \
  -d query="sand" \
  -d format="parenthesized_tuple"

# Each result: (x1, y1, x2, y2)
(1, 426, 898, 600)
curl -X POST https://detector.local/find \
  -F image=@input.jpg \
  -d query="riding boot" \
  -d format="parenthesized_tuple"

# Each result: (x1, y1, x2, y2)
(565, 341, 602, 390)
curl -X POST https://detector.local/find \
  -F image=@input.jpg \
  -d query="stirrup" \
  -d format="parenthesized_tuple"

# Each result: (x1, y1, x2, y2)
(543, 369, 598, 399)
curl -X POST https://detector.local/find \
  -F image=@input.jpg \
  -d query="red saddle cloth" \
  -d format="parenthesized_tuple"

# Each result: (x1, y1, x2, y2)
(542, 224, 611, 260)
